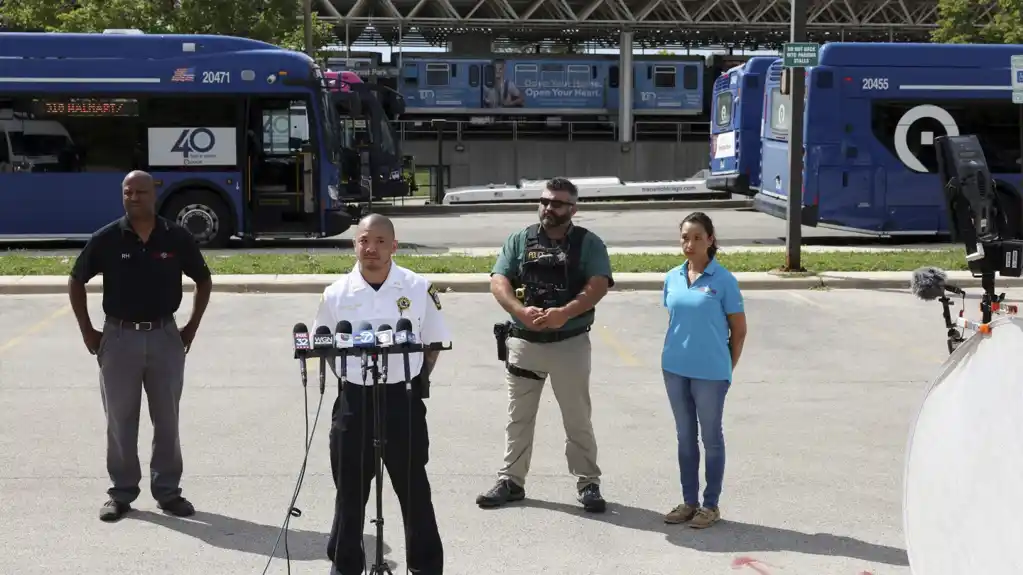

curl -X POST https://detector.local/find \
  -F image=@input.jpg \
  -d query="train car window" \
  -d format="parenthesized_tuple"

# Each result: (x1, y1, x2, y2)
(609, 65, 619, 88)
(653, 65, 676, 89)
(483, 64, 495, 88)
(515, 63, 538, 88)
(682, 65, 698, 90)
(568, 64, 589, 87)
(425, 63, 450, 86)
(469, 64, 480, 87)
(540, 63, 565, 87)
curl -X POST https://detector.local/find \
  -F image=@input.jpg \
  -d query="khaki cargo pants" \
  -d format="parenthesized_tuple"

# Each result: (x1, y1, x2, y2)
(498, 330, 601, 491)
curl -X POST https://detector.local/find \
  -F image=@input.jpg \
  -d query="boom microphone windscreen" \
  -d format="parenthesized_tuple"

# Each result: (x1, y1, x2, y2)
(909, 267, 948, 301)
(903, 316, 1023, 575)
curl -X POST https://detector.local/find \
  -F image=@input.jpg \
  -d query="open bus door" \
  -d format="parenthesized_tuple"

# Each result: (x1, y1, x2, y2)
(244, 93, 361, 238)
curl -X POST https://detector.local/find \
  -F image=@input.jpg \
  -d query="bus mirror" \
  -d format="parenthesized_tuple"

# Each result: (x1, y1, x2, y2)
(331, 92, 362, 117)
(780, 68, 791, 96)
(385, 94, 405, 117)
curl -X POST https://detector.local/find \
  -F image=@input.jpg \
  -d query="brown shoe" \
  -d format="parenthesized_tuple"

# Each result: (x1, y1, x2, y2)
(663, 503, 698, 524)
(688, 506, 721, 529)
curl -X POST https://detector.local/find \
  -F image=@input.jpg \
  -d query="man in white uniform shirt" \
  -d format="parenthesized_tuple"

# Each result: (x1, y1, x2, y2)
(313, 214, 450, 575)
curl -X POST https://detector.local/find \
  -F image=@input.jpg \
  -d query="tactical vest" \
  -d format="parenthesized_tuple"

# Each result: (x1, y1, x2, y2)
(515, 223, 590, 318)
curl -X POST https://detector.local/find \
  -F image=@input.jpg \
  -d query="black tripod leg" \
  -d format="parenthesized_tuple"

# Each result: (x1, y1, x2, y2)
(370, 364, 392, 574)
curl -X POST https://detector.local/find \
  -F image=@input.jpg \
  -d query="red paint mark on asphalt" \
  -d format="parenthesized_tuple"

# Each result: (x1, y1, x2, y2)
(730, 557, 875, 575)
(731, 556, 773, 574)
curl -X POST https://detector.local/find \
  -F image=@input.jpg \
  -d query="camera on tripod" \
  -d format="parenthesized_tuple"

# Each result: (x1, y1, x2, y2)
(925, 134, 1023, 351)
(935, 134, 1023, 279)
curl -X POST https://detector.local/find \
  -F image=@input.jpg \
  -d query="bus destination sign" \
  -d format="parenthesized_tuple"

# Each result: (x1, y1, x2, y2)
(32, 98, 140, 117)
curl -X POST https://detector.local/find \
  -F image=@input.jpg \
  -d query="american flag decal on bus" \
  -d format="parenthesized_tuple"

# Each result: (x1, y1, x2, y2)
(171, 68, 195, 82)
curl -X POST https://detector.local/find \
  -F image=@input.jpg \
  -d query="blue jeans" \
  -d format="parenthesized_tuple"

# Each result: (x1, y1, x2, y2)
(662, 370, 730, 509)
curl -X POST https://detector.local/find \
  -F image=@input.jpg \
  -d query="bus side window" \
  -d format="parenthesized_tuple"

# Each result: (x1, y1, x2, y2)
(145, 96, 241, 170)
(2, 96, 132, 174)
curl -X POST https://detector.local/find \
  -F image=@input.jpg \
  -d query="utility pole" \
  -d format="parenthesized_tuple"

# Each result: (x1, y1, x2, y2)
(783, 0, 810, 272)
(303, 0, 314, 58)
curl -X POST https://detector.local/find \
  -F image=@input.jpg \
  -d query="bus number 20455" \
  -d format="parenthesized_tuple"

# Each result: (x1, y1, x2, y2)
(862, 77, 889, 90)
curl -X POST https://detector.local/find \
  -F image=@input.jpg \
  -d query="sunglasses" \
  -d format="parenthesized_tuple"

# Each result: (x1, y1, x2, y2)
(539, 197, 574, 209)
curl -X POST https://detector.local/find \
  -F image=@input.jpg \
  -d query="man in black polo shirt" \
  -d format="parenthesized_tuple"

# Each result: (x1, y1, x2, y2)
(68, 170, 213, 523)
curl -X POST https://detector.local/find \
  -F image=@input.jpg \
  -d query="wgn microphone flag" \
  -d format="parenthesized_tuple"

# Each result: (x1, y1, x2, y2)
(903, 315, 1023, 575)
(313, 325, 333, 393)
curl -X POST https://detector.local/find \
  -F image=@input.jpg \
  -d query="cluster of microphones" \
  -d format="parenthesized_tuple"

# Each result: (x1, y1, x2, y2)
(291, 318, 449, 394)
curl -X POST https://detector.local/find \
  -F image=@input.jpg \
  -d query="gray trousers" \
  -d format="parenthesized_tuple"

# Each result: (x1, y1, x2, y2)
(97, 316, 187, 504)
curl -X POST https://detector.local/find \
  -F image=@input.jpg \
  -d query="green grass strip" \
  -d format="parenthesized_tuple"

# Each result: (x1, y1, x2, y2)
(0, 248, 972, 276)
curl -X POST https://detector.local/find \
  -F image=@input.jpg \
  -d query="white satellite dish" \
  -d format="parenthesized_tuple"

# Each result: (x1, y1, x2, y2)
(904, 314, 1023, 574)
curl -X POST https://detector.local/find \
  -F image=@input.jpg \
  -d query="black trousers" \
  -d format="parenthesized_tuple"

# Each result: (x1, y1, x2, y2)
(327, 376, 443, 575)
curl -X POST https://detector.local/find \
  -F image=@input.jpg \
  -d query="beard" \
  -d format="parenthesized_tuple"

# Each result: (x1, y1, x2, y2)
(540, 211, 571, 227)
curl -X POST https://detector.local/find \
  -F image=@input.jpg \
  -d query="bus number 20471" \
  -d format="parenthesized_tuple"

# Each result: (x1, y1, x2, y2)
(202, 71, 230, 84)
(862, 77, 889, 90)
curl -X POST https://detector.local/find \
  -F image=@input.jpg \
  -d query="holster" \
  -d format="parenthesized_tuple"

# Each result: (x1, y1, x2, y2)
(494, 321, 511, 362)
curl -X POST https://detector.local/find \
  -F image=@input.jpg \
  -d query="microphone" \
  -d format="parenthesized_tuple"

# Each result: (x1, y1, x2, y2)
(910, 267, 966, 300)
(394, 317, 413, 346)
(354, 321, 375, 379)
(334, 320, 353, 383)
(292, 323, 312, 387)
(395, 318, 414, 393)
(375, 323, 394, 380)
(313, 325, 333, 394)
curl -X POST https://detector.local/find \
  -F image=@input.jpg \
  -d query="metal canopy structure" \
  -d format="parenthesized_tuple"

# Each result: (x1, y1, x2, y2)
(317, 0, 961, 48)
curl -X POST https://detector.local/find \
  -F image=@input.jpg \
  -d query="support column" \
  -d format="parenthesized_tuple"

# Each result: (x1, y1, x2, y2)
(619, 31, 633, 144)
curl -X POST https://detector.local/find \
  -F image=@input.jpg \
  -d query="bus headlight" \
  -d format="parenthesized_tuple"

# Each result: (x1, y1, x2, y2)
(328, 184, 340, 200)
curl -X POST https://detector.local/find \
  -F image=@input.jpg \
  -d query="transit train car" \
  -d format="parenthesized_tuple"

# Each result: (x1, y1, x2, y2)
(327, 51, 755, 140)
(395, 53, 706, 118)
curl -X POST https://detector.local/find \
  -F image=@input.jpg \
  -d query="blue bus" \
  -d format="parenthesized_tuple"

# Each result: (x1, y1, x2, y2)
(706, 56, 777, 196)
(754, 42, 1023, 236)
(0, 30, 368, 248)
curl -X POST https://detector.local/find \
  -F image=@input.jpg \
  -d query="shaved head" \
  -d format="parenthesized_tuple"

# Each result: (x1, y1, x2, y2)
(122, 170, 157, 220)
(123, 170, 155, 190)
(357, 213, 395, 240)
(354, 213, 398, 275)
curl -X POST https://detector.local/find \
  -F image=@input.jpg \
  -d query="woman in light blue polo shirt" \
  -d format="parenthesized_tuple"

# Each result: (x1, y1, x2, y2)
(660, 211, 747, 529)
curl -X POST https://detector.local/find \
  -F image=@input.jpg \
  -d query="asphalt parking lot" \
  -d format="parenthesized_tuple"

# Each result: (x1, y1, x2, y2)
(3, 286, 1005, 575)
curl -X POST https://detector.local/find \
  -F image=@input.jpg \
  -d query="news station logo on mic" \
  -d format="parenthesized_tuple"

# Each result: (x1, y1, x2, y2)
(293, 324, 312, 351)
(335, 331, 353, 348)
(376, 328, 394, 347)
(355, 326, 375, 347)
(313, 330, 333, 348)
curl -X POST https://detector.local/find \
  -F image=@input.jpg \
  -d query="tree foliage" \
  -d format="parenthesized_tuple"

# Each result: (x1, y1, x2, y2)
(932, 0, 1023, 44)
(0, 0, 336, 61)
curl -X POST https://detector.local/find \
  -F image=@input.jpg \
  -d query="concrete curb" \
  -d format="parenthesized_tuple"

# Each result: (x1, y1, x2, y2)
(4, 271, 1022, 295)
(371, 198, 751, 215)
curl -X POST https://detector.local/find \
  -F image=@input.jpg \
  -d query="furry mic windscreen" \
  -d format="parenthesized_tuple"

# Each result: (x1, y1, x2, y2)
(910, 267, 948, 300)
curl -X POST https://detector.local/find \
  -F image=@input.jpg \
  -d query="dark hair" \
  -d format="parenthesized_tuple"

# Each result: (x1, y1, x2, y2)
(546, 177, 578, 197)
(680, 211, 719, 259)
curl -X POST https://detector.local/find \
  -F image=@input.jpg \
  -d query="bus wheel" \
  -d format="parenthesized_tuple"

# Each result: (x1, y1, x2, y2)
(162, 190, 233, 249)
(995, 187, 1023, 240)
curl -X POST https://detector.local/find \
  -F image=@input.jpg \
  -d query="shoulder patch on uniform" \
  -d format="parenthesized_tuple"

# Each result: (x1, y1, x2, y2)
(427, 283, 442, 310)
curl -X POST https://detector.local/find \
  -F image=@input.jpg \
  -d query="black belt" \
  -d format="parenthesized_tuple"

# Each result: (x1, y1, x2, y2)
(106, 316, 175, 331)
(510, 324, 590, 344)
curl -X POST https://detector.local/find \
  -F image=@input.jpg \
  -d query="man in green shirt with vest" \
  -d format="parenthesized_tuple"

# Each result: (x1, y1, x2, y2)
(476, 176, 614, 513)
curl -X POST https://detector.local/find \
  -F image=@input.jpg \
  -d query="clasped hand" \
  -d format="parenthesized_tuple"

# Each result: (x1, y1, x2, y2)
(517, 306, 569, 331)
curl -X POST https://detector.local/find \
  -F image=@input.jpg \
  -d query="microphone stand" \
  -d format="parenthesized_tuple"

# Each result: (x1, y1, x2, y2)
(939, 295, 965, 355)
(368, 350, 392, 575)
